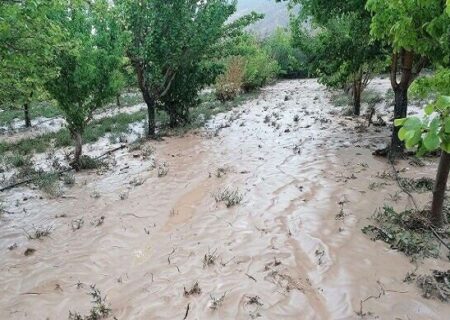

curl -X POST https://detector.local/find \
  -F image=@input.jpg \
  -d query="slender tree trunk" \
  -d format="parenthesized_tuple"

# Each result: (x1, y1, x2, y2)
(116, 94, 121, 108)
(430, 151, 450, 227)
(391, 84, 409, 155)
(145, 96, 156, 137)
(352, 79, 362, 116)
(133, 61, 156, 138)
(390, 50, 414, 158)
(71, 131, 83, 171)
(24, 103, 31, 128)
(169, 112, 177, 128)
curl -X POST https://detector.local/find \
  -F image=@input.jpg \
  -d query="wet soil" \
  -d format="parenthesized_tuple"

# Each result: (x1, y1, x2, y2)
(1, 79, 449, 319)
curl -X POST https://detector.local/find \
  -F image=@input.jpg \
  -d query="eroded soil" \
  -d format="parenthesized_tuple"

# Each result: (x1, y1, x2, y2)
(1, 79, 449, 319)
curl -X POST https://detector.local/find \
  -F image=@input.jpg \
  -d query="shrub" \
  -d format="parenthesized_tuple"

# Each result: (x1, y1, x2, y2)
(242, 49, 279, 91)
(263, 28, 307, 78)
(215, 56, 245, 102)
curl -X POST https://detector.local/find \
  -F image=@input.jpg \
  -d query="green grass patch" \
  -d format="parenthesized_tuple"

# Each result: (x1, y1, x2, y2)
(0, 101, 62, 127)
(0, 110, 146, 156)
(330, 92, 352, 108)
(0, 90, 251, 156)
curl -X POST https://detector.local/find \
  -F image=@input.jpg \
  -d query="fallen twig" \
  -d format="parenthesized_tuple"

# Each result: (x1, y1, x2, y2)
(183, 303, 190, 320)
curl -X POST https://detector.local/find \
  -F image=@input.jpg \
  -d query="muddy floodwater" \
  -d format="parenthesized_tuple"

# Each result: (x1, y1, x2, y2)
(1, 79, 449, 319)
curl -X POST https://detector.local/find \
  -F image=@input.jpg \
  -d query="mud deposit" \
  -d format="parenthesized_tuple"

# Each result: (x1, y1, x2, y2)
(1, 79, 449, 319)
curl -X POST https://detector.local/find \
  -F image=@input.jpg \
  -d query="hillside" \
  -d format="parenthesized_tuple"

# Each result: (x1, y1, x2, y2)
(235, 0, 290, 36)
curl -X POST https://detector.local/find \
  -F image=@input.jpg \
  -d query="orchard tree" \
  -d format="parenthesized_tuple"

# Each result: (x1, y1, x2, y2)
(46, 0, 125, 169)
(0, 0, 62, 127)
(285, 0, 385, 116)
(118, 1, 262, 136)
(367, 0, 449, 156)
(117, 0, 235, 137)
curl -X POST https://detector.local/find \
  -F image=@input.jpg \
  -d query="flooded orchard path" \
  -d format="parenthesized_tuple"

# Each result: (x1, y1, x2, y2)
(1, 79, 449, 319)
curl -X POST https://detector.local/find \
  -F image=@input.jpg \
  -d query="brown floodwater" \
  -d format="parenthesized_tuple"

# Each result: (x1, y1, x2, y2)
(0, 79, 449, 319)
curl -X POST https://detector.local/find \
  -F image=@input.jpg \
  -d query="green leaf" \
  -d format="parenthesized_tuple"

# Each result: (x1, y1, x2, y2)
(403, 117, 422, 131)
(424, 104, 434, 115)
(398, 127, 408, 141)
(405, 131, 422, 149)
(445, 118, 450, 133)
(423, 132, 440, 151)
(441, 141, 450, 153)
(429, 117, 441, 134)
(394, 118, 407, 127)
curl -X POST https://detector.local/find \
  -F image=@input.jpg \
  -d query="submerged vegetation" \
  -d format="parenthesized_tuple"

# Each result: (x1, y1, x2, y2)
(362, 206, 446, 260)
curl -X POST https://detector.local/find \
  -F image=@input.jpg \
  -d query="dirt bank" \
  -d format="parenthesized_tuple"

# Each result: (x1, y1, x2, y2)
(0, 79, 449, 319)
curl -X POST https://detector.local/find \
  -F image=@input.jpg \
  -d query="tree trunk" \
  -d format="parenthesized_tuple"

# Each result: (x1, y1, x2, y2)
(71, 131, 83, 171)
(133, 60, 156, 138)
(390, 50, 414, 158)
(430, 151, 450, 227)
(169, 112, 177, 128)
(116, 94, 121, 108)
(24, 103, 31, 128)
(390, 85, 408, 156)
(352, 79, 362, 116)
(145, 96, 156, 137)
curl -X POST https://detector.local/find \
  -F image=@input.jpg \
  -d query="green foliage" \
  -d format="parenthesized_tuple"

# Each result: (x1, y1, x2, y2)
(226, 34, 279, 92)
(367, 0, 449, 62)
(117, 0, 259, 134)
(263, 28, 306, 78)
(0, 0, 63, 107)
(46, 0, 126, 136)
(290, 0, 385, 89)
(395, 69, 450, 155)
(243, 46, 280, 91)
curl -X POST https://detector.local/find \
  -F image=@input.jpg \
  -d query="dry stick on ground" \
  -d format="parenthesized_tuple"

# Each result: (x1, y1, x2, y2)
(389, 158, 450, 252)
(0, 145, 126, 192)
(358, 281, 408, 317)
(183, 303, 190, 320)
(167, 248, 176, 265)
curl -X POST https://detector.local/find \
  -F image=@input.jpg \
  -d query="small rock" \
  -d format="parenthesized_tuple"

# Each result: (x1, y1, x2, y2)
(24, 248, 36, 256)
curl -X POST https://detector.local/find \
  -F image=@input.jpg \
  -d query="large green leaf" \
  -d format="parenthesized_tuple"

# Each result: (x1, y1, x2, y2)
(403, 117, 422, 131)
(423, 132, 440, 151)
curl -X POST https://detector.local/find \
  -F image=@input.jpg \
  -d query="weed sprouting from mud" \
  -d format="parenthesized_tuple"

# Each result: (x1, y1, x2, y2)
(72, 218, 85, 231)
(203, 249, 218, 268)
(417, 270, 450, 302)
(209, 292, 226, 310)
(214, 188, 243, 208)
(35, 172, 62, 197)
(215, 167, 228, 178)
(119, 191, 128, 200)
(184, 282, 202, 297)
(157, 163, 169, 177)
(24, 225, 53, 240)
(63, 172, 76, 186)
(247, 295, 263, 306)
(362, 206, 443, 259)
(68, 285, 112, 320)
(79, 156, 106, 171)
(90, 191, 101, 199)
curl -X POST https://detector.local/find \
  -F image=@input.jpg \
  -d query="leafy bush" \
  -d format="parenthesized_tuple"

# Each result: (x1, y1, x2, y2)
(215, 56, 245, 102)
(243, 48, 279, 91)
(263, 28, 307, 78)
